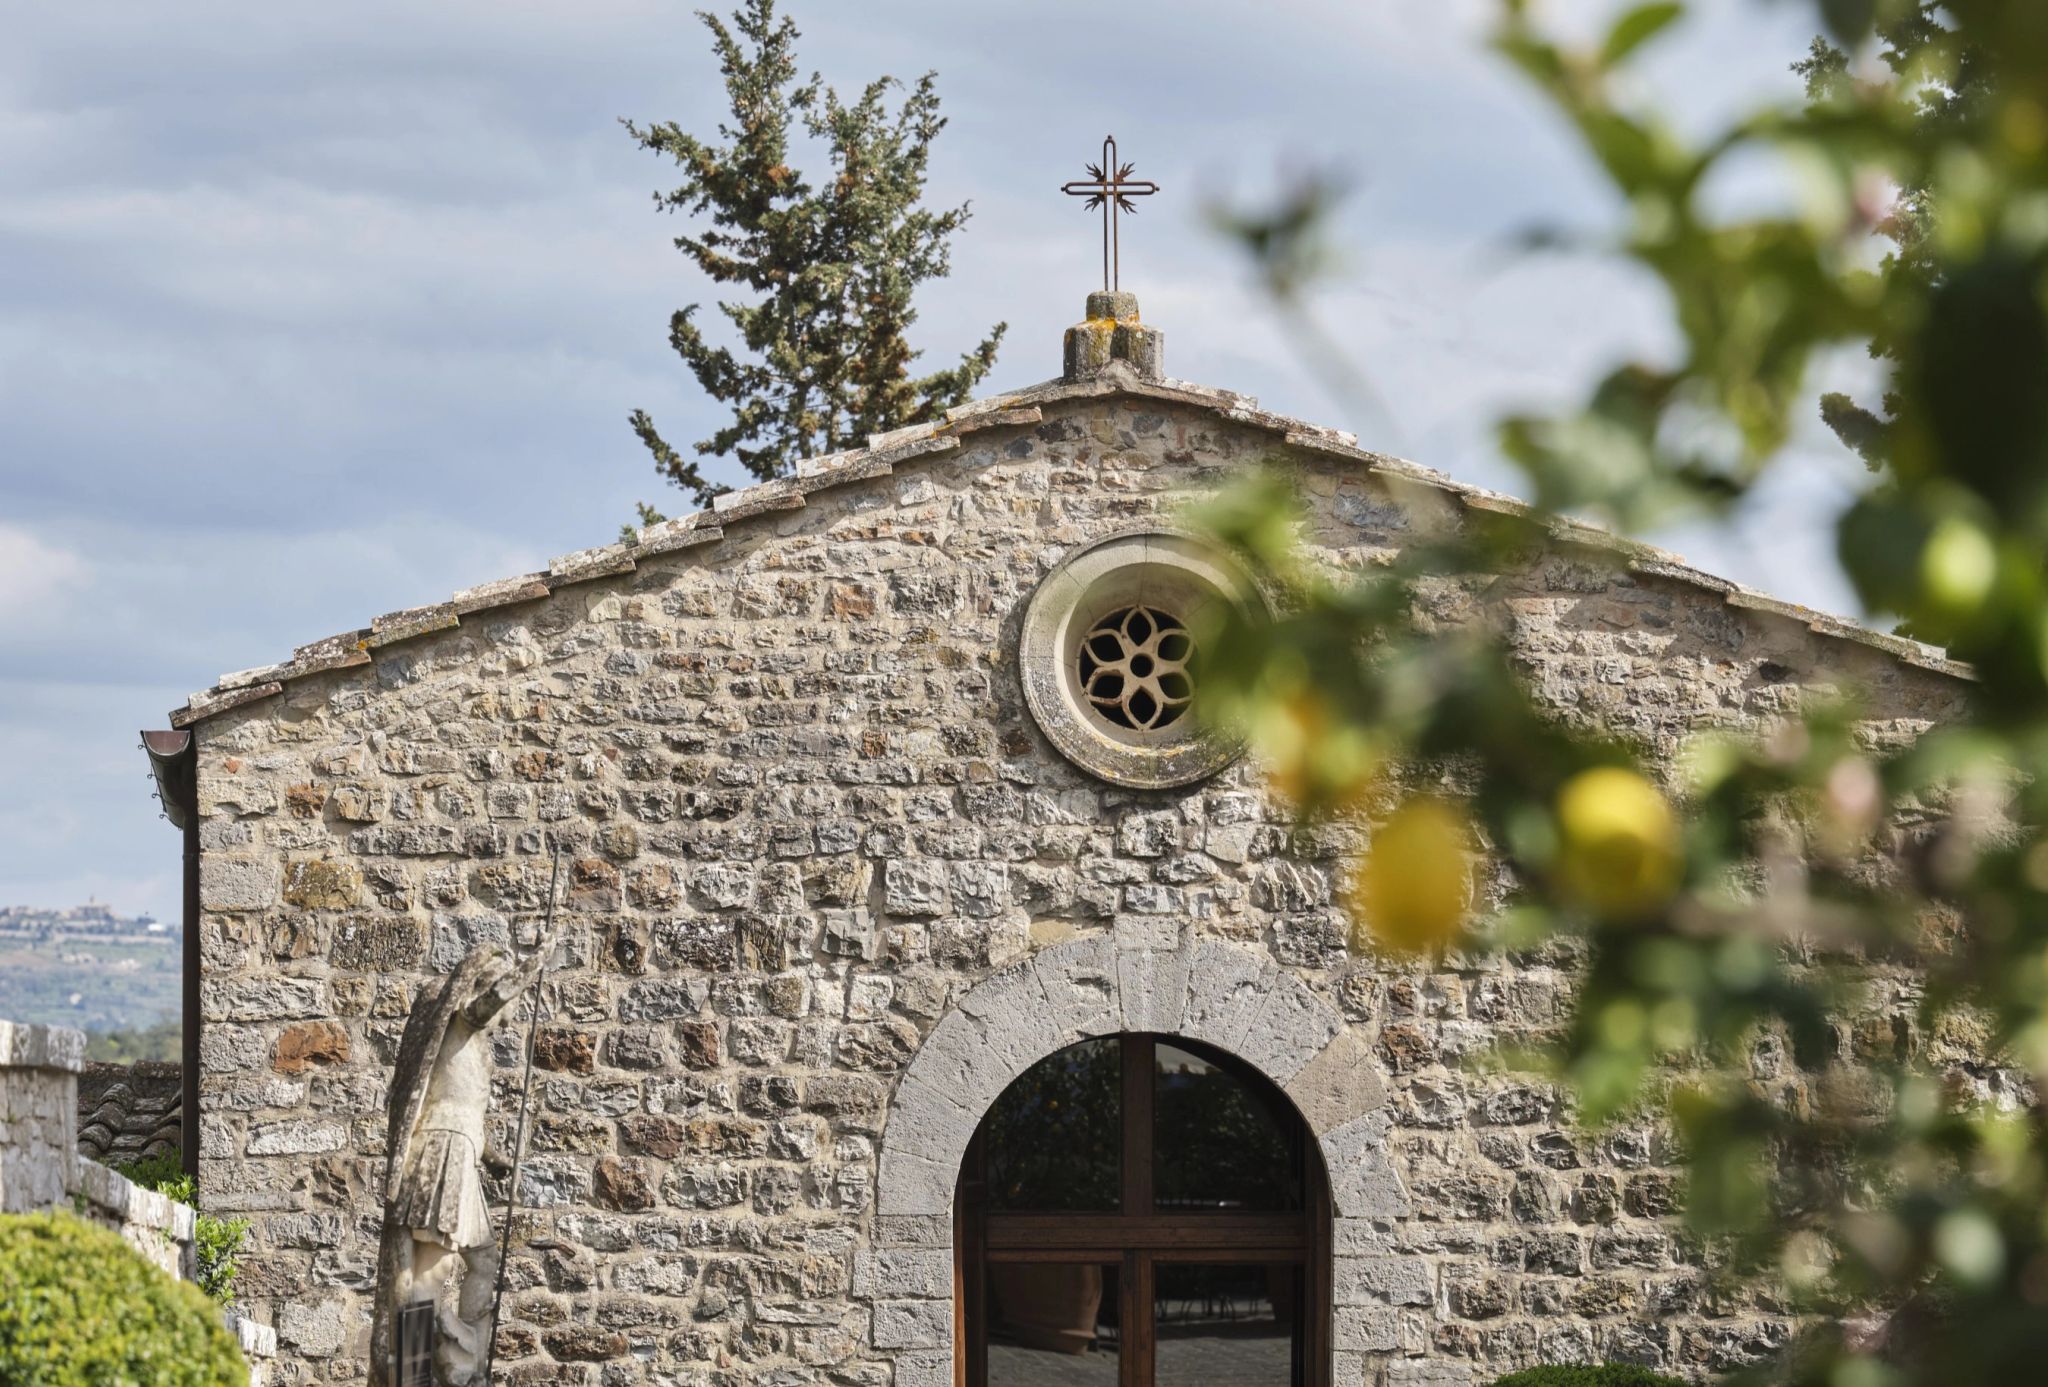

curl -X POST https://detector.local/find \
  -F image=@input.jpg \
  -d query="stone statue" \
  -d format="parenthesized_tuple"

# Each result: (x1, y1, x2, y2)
(371, 932, 555, 1386)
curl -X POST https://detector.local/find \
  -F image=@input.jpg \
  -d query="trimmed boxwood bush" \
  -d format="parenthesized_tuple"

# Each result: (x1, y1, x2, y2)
(0, 1209, 246, 1386)
(1488, 1369, 1691, 1387)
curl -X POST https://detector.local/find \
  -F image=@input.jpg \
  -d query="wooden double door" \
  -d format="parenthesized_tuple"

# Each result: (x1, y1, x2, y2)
(955, 1033, 1331, 1387)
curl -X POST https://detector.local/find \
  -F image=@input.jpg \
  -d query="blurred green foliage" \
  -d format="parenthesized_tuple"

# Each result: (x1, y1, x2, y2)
(114, 1152, 249, 1308)
(1201, 2, 2048, 1382)
(83, 1016, 179, 1063)
(1797, 4, 1992, 477)
(0, 1210, 245, 1386)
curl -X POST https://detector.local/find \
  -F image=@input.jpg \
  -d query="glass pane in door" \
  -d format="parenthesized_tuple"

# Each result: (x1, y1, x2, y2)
(985, 1037, 1122, 1211)
(1154, 1041, 1302, 1211)
(1152, 1262, 1300, 1387)
(986, 1262, 1122, 1387)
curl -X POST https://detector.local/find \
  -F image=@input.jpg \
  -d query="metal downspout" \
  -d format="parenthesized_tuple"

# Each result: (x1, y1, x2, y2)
(141, 728, 200, 1180)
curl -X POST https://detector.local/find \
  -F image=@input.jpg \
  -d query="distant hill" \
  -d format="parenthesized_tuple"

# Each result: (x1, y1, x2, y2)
(0, 904, 180, 1052)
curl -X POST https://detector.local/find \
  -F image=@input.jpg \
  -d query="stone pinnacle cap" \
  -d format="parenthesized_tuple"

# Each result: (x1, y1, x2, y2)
(1063, 291, 1164, 382)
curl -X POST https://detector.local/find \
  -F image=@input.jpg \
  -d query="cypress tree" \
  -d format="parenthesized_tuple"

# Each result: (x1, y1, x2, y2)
(1797, 5, 1990, 472)
(625, 0, 1005, 520)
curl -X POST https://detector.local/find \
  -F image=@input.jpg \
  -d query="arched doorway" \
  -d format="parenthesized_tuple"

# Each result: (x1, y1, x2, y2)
(954, 1033, 1332, 1386)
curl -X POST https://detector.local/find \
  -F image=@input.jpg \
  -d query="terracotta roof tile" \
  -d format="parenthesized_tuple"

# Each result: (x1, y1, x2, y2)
(76, 1061, 182, 1168)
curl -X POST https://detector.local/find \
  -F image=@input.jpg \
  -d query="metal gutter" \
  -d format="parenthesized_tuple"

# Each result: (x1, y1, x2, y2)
(141, 729, 200, 1180)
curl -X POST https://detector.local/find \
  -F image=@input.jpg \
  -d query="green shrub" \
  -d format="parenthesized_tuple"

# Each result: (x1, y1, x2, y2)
(0, 1209, 245, 1386)
(113, 1151, 250, 1307)
(1487, 1369, 1691, 1387)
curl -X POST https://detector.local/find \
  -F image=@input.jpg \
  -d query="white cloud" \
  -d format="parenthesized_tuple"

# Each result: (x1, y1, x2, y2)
(0, 0, 1872, 920)
(0, 523, 87, 629)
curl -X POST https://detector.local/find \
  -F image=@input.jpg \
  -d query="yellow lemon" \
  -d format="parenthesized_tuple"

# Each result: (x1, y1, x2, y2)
(1555, 767, 1681, 919)
(1352, 797, 1475, 956)
(1919, 515, 1997, 620)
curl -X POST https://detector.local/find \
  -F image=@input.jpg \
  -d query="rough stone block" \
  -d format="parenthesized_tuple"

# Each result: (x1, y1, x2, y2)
(949, 861, 1009, 919)
(329, 916, 424, 971)
(1117, 946, 1193, 1035)
(870, 1299, 951, 1350)
(272, 1020, 351, 1075)
(281, 858, 361, 910)
(871, 1214, 951, 1251)
(200, 857, 278, 912)
(882, 1072, 976, 1171)
(1323, 1110, 1411, 1220)
(245, 1119, 347, 1156)
(875, 1147, 955, 1219)
(891, 1349, 955, 1387)
(277, 1298, 347, 1357)
(1336, 1252, 1434, 1308)
(1236, 970, 1344, 1084)
(201, 976, 327, 1022)
(884, 860, 950, 917)
(1033, 933, 1122, 1039)
(0, 1022, 84, 1073)
(1333, 1305, 1401, 1351)
(690, 861, 757, 910)
(852, 1248, 950, 1301)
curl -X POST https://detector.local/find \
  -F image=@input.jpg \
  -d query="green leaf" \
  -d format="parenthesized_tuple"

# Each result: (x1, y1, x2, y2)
(1599, 2, 1684, 69)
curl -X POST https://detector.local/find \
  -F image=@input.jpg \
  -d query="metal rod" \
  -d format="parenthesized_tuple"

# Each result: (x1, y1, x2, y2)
(482, 844, 563, 1382)
(1107, 136, 1119, 291)
(1061, 132, 1159, 296)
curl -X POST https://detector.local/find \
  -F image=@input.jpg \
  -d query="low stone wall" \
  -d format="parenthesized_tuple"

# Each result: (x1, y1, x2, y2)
(75, 1152, 196, 1278)
(0, 1019, 82, 1213)
(0, 1019, 274, 1384)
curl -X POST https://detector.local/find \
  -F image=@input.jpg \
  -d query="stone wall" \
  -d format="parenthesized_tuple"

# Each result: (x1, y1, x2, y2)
(0, 1020, 83, 1216)
(0, 1020, 278, 1383)
(186, 393, 1970, 1385)
(0, 1020, 192, 1279)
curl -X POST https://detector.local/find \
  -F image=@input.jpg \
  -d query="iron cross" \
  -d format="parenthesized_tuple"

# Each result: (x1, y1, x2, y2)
(1062, 135, 1159, 293)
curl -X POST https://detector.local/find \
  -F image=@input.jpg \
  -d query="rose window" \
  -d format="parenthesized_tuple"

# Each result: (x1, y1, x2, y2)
(1019, 530, 1260, 789)
(1079, 606, 1195, 731)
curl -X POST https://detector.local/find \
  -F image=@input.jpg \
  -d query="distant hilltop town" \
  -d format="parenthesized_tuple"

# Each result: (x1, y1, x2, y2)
(0, 902, 182, 1042)
(0, 901, 175, 942)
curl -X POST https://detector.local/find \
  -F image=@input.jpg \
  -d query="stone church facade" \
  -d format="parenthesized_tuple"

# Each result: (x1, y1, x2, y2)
(152, 297, 1969, 1386)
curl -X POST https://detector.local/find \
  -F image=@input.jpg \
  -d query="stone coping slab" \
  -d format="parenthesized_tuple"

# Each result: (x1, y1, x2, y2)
(0, 1020, 85, 1073)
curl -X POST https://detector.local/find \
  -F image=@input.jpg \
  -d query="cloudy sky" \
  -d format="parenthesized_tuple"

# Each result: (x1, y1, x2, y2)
(0, 0, 1866, 922)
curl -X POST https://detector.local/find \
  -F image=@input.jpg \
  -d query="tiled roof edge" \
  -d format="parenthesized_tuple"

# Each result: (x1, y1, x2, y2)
(165, 376, 1969, 724)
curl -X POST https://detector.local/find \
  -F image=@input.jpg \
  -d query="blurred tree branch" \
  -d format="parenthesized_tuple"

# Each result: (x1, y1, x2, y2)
(1201, 2, 2048, 1381)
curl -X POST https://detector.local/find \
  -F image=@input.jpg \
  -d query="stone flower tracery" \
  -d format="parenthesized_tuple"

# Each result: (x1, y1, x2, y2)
(1019, 530, 1255, 788)
(1079, 605, 1196, 732)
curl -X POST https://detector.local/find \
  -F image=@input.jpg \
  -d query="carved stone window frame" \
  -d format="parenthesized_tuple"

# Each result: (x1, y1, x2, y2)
(1019, 529, 1260, 789)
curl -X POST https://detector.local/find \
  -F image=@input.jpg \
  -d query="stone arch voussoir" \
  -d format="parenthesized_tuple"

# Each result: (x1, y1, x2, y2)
(872, 932, 1403, 1231)
(861, 933, 1412, 1382)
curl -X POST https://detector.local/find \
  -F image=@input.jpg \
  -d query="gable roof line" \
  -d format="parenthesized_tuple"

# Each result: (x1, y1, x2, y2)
(166, 365, 1969, 728)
